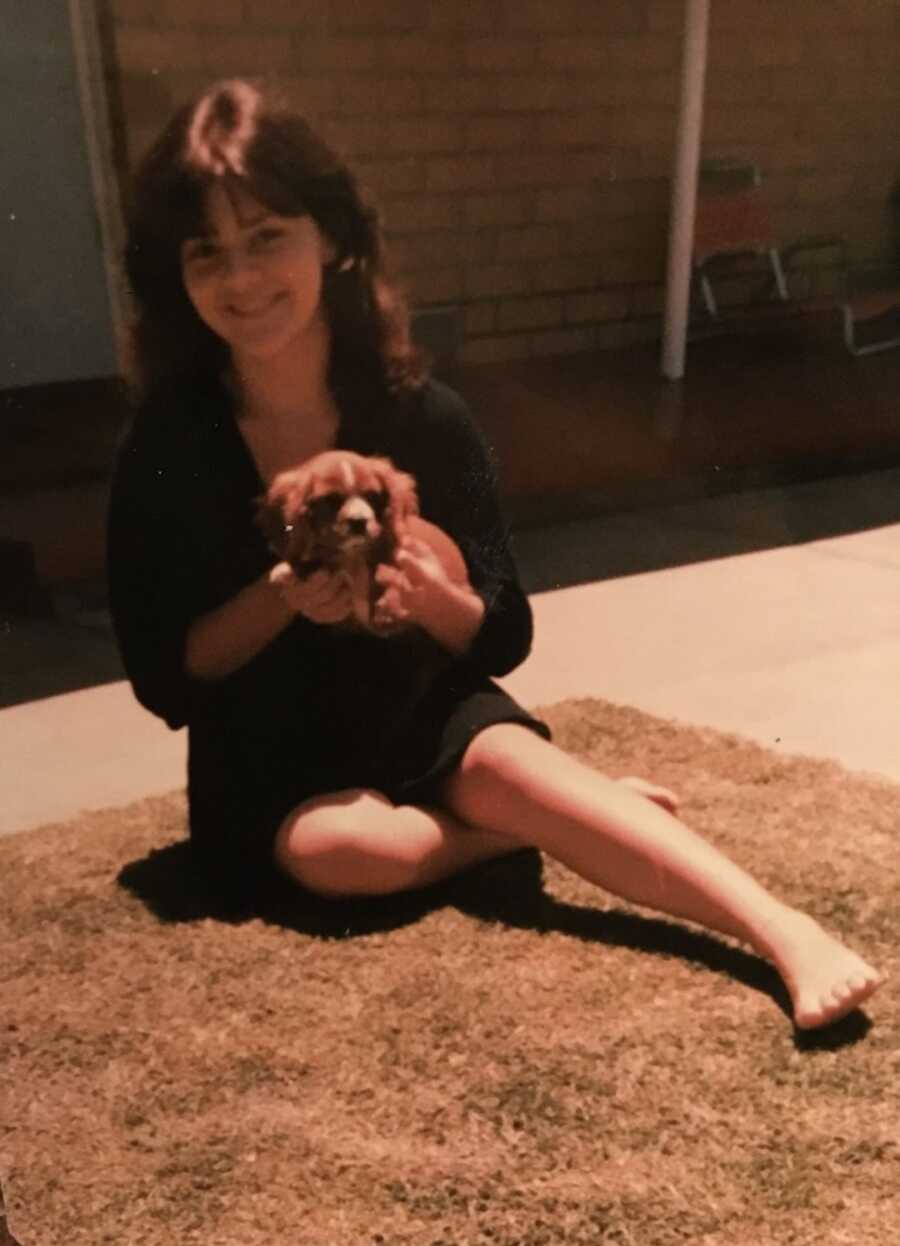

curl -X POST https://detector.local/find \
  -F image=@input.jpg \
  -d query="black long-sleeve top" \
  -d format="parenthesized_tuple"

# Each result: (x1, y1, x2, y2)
(107, 375, 537, 873)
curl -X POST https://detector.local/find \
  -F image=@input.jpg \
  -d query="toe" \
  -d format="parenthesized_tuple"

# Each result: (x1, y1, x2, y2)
(793, 995, 824, 1030)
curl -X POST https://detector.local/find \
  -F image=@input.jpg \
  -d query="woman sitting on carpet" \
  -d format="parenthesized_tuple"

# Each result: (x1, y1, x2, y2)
(108, 79, 881, 1032)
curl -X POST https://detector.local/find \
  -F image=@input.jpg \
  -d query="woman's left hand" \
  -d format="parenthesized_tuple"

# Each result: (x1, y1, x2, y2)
(372, 537, 448, 629)
(373, 535, 485, 654)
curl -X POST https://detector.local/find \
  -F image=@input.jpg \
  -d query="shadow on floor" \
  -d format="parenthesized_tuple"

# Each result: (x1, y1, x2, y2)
(118, 836, 871, 1051)
(1, 591, 123, 710)
(513, 464, 900, 594)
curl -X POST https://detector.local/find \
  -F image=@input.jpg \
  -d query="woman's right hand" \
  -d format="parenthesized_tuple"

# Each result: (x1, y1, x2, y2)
(269, 562, 353, 624)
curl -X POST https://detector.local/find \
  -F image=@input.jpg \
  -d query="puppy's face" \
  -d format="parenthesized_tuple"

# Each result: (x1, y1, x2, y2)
(258, 451, 418, 570)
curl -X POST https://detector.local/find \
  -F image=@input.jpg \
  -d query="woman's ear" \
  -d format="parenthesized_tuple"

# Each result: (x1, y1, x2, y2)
(320, 228, 357, 271)
(318, 226, 357, 272)
(317, 226, 338, 266)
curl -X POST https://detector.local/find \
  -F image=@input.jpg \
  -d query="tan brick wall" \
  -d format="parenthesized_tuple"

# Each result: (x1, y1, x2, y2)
(105, 0, 900, 365)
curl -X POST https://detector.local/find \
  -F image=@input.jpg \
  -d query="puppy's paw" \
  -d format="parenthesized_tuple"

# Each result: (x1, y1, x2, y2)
(269, 561, 294, 588)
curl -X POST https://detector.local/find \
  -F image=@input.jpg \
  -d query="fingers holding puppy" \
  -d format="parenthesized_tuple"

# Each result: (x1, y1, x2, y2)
(269, 562, 353, 625)
(371, 562, 412, 631)
(372, 534, 469, 630)
(395, 536, 448, 588)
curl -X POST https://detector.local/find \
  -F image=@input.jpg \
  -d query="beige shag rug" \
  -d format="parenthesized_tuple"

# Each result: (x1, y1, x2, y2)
(1, 698, 898, 1246)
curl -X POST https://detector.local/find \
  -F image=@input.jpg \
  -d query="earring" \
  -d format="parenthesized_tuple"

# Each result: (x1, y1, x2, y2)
(338, 255, 356, 272)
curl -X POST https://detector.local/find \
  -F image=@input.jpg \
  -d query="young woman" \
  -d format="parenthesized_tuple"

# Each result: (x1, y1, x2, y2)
(109, 79, 881, 1031)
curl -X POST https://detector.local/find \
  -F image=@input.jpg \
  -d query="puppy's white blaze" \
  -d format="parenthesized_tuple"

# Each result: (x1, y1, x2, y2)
(340, 496, 374, 523)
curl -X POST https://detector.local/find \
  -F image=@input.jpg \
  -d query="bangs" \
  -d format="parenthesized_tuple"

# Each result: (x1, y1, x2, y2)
(175, 160, 315, 240)
(223, 165, 312, 223)
(163, 168, 215, 245)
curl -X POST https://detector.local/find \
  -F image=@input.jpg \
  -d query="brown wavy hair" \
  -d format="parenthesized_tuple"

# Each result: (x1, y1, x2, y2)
(123, 79, 425, 402)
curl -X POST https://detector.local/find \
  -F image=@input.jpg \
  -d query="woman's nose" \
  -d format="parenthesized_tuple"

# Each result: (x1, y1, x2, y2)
(221, 249, 259, 288)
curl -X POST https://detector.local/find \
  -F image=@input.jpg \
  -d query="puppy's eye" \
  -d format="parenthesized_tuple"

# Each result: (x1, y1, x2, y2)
(363, 489, 387, 515)
(308, 492, 343, 521)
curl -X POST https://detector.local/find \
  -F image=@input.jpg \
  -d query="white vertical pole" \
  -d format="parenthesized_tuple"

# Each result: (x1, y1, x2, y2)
(661, 0, 711, 380)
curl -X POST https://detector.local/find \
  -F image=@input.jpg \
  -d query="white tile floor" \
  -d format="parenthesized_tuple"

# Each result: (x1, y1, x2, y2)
(3, 467, 900, 837)
(506, 530, 900, 782)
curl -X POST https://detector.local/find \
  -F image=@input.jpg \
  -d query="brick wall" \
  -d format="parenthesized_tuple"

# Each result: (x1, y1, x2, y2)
(104, 0, 900, 365)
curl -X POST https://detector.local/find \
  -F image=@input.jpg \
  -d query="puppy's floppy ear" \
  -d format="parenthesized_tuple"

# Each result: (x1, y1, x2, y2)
(255, 493, 291, 557)
(377, 459, 419, 533)
(256, 471, 312, 560)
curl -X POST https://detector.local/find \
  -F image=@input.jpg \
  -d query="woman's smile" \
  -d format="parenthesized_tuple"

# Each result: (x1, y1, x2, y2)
(225, 291, 288, 322)
(228, 293, 283, 315)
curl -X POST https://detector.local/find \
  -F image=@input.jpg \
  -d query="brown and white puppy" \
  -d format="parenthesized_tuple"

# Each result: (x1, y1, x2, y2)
(257, 449, 467, 632)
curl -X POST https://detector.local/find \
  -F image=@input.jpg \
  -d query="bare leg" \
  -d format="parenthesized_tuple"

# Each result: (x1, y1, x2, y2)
(273, 775, 672, 898)
(273, 787, 522, 898)
(439, 725, 882, 1031)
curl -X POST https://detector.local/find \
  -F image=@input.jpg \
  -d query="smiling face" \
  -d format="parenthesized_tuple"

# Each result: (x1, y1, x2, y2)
(180, 182, 335, 364)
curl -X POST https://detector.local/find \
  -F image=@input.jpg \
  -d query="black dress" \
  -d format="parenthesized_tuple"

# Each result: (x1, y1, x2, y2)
(107, 375, 549, 895)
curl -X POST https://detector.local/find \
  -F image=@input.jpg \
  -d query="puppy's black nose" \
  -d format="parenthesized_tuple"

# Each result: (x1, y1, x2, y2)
(346, 516, 368, 534)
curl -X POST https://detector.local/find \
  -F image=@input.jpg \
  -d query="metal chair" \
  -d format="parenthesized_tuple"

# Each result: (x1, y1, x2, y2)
(692, 160, 900, 355)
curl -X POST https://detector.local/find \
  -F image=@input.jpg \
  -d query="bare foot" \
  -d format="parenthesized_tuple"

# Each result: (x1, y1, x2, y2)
(763, 909, 884, 1030)
(619, 775, 679, 815)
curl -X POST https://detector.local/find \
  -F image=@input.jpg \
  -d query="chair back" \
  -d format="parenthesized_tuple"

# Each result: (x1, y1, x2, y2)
(694, 183, 777, 266)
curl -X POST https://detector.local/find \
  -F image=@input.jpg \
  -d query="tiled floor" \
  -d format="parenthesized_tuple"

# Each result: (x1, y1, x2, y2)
(3, 464, 899, 837)
(506, 469, 900, 783)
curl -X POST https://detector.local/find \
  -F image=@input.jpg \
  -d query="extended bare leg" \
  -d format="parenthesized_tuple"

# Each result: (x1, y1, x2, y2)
(273, 727, 881, 1029)
(274, 775, 677, 899)
(438, 725, 882, 1031)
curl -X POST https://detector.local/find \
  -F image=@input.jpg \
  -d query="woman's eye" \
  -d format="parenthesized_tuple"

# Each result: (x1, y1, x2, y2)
(252, 227, 285, 249)
(183, 242, 219, 266)
(310, 492, 342, 520)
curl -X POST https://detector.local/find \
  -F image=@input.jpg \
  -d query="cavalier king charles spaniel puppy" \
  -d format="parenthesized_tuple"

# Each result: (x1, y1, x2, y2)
(257, 450, 467, 633)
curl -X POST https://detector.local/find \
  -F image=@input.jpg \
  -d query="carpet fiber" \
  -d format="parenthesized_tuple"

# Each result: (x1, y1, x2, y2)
(1, 698, 898, 1246)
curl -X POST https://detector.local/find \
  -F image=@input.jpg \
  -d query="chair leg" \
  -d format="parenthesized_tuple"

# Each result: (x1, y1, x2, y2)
(769, 248, 789, 301)
(842, 302, 900, 356)
(699, 270, 718, 317)
(843, 304, 857, 353)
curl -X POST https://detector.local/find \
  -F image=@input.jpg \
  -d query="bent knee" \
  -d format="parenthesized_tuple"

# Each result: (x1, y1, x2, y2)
(272, 789, 419, 898)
